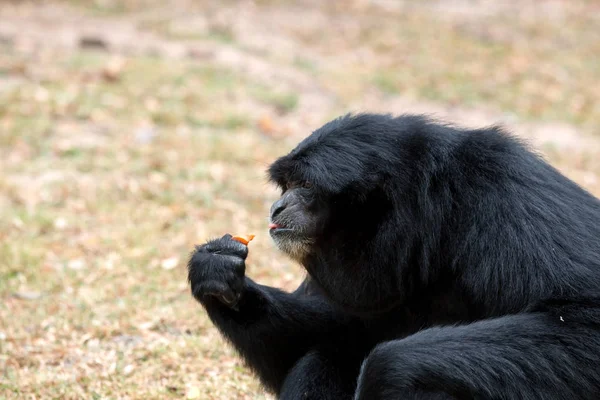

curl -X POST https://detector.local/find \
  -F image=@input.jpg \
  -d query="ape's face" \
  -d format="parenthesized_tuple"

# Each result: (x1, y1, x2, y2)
(267, 114, 410, 313)
(268, 180, 330, 261)
(266, 115, 396, 265)
(267, 130, 388, 265)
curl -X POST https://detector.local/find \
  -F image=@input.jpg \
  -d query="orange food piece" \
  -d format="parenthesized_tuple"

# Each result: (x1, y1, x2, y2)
(232, 234, 255, 245)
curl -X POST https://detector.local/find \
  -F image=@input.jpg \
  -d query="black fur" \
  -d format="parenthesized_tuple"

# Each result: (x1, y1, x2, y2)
(188, 114, 600, 399)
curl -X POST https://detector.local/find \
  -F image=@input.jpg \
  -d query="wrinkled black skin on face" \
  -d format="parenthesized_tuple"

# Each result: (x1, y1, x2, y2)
(188, 114, 600, 400)
(267, 184, 327, 261)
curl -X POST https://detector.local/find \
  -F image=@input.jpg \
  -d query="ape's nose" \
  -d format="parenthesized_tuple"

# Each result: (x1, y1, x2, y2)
(270, 198, 286, 219)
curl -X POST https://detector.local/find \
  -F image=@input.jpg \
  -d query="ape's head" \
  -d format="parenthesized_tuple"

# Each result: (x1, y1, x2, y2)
(268, 115, 394, 259)
(266, 114, 434, 313)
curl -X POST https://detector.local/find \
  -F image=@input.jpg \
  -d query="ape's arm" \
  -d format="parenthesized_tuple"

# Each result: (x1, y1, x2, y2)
(201, 277, 362, 394)
(188, 235, 368, 393)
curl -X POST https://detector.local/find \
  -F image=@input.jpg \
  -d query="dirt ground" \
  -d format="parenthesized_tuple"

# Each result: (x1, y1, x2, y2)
(1, 0, 599, 399)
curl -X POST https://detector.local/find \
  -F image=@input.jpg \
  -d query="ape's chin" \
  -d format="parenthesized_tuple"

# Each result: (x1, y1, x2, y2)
(270, 230, 312, 261)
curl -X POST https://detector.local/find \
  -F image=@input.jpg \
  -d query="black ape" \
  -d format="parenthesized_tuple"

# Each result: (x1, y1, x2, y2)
(188, 114, 600, 399)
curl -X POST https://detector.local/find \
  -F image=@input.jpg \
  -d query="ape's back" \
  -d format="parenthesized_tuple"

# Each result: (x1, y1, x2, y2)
(441, 123, 600, 315)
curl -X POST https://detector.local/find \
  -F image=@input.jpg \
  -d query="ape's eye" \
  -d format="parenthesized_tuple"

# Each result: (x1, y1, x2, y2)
(284, 181, 312, 190)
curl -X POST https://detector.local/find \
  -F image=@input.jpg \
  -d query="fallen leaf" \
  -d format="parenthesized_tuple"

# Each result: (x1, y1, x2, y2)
(161, 257, 179, 270)
(258, 115, 276, 134)
(122, 364, 134, 375)
(34, 86, 49, 103)
(12, 291, 42, 300)
(54, 217, 68, 230)
(67, 259, 86, 270)
(102, 56, 126, 82)
(186, 387, 200, 399)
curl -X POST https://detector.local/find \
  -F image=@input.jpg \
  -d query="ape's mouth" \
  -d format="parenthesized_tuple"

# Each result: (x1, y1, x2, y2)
(269, 222, 294, 234)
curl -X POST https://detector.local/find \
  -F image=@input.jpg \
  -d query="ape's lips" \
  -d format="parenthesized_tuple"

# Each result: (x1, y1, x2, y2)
(269, 223, 291, 232)
(269, 222, 293, 234)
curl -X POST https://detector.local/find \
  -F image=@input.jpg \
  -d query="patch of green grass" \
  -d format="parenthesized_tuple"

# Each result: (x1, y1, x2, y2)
(62, 0, 160, 15)
(220, 113, 251, 129)
(137, 18, 236, 44)
(0, 242, 46, 291)
(372, 72, 400, 95)
(0, 115, 54, 152)
(293, 56, 318, 74)
(0, 53, 263, 132)
(314, 6, 600, 130)
(63, 51, 109, 69)
(249, 85, 299, 114)
(207, 29, 236, 44)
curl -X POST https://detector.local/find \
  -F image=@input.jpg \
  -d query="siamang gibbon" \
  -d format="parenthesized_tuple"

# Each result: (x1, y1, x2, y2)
(188, 113, 600, 399)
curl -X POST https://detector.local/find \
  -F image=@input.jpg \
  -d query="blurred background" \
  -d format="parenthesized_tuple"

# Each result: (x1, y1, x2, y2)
(1, 0, 599, 399)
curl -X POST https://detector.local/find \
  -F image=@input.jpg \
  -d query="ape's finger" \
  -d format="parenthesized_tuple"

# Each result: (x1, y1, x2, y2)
(202, 235, 248, 259)
(193, 280, 236, 307)
(228, 272, 245, 296)
(218, 237, 249, 259)
(225, 283, 243, 311)
(218, 290, 237, 306)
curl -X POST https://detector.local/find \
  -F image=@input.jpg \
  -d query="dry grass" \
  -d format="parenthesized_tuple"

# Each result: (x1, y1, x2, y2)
(1, 0, 600, 399)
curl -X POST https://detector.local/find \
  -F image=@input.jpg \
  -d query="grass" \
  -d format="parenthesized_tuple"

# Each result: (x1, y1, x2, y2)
(249, 86, 299, 115)
(1, 0, 600, 399)
(313, 4, 600, 130)
(0, 44, 293, 400)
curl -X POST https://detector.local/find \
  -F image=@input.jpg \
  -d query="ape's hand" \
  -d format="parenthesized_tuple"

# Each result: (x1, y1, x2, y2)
(188, 234, 248, 309)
